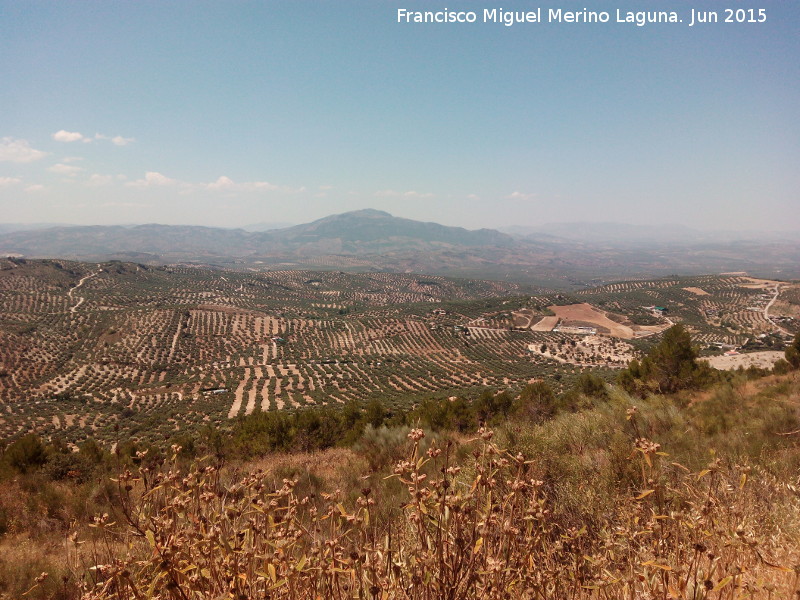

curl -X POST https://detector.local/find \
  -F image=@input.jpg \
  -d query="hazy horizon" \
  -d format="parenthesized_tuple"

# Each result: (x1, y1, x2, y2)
(1, 211, 799, 239)
(2, 1, 798, 232)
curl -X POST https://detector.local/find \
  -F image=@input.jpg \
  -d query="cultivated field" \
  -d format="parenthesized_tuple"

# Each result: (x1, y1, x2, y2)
(0, 259, 795, 446)
(0, 259, 582, 445)
(575, 274, 796, 348)
(548, 302, 668, 338)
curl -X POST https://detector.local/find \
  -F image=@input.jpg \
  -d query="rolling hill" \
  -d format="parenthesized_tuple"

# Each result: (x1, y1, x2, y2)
(1, 210, 799, 286)
(0, 210, 514, 258)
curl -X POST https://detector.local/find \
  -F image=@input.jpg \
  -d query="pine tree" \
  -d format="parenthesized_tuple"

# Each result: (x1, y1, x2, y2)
(618, 324, 708, 396)
(647, 324, 699, 393)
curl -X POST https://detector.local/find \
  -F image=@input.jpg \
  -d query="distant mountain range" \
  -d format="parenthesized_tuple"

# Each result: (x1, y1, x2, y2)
(0, 222, 73, 235)
(1, 209, 798, 287)
(0, 210, 513, 256)
(501, 222, 799, 245)
(266, 209, 514, 253)
(241, 221, 295, 232)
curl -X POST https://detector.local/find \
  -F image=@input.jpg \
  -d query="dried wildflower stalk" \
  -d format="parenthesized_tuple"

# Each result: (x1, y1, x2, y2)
(74, 426, 799, 600)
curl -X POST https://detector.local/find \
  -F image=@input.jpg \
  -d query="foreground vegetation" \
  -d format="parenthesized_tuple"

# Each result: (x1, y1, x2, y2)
(1, 330, 799, 599)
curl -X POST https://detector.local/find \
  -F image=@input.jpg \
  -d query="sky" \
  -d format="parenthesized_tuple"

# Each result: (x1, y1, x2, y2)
(1, 0, 798, 231)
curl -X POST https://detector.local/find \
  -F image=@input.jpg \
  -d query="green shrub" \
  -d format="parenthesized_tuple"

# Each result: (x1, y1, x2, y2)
(513, 381, 558, 423)
(618, 324, 717, 396)
(474, 389, 513, 424)
(353, 425, 412, 471)
(785, 333, 800, 369)
(4, 434, 47, 474)
(42, 452, 95, 483)
(575, 371, 608, 400)
(412, 396, 475, 432)
(773, 357, 791, 375)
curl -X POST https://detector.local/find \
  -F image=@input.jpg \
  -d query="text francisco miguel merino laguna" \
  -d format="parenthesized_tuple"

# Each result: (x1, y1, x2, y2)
(396, 8, 754, 27)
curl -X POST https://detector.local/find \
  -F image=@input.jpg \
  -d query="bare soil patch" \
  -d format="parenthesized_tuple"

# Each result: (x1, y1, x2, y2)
(773, 300, 800, 318)
(701, 351, 784, 371)
(549, 304, 635, 338)
(531, 316, 559, 332)
(548, 303, 671, 339)
(738, 277, 781, 289)
(683, 287, 709, 296)
(97, 329, 124, 346)
(512, 308, 536, 329)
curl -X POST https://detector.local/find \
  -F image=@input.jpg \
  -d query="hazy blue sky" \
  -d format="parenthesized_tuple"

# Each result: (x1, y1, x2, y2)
(1, 1, 798, 230)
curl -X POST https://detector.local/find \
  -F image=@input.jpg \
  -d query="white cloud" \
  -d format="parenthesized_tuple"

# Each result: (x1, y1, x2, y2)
(506, 191, 536, 201)
(24, 184, 45, 192)
(127, 171, 178, 187)
(52, 130, 86, 143)
(467, 194, 480, 200)
(48, 163, 84, 176)
(0, 137, 48, 163)
(203, 176, 280, 192)
(53, 130, 134, 146)
(62, 156, 84, 163)
(0, 176, 22, 186)
(375, 189, 434, 199)
(205, 175, 236, 191)
(144, 172, 176, 186)
(87, 173, 114, 186)
(122, 172, 299, 194)
(93, 133, 135, 146)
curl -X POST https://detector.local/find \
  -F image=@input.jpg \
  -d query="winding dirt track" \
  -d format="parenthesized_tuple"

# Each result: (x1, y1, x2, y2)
(68, 268, 100, 313)
(764, 284, 790, 335)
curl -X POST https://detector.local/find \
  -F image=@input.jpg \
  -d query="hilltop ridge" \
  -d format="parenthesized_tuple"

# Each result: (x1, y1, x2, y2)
(1, 210, 799, 286)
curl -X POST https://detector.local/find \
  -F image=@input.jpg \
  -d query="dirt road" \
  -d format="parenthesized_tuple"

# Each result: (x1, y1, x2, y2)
(68, 268, 100, 313)
(764, 284, 790, 335)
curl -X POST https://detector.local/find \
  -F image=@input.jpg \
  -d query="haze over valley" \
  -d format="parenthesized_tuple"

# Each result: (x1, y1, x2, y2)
(2, 209, 799, 288)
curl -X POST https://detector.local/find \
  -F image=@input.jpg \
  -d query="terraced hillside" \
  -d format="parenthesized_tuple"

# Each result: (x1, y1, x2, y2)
(0, 259, 795, 447)
(0, 259, 566, 445)
(576, 274, 797, 349)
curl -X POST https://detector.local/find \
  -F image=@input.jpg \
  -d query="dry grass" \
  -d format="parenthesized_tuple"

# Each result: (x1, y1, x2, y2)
(7, 373, 800, 599)
(248, 447, 365, 486)
(52, 421, 800, 600)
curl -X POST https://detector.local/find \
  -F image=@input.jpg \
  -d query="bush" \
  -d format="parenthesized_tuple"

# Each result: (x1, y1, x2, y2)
(78, 438, 106, 465)
(353, 425, 411, 471)
(513, 381, 558, 423)
(474, 390, 513, 424)
(412, 396, 475, 432)
(618, 325, 715, 396)
(42, 452, 95, 483)
(785, 333, 800, 369)
(575, 372, 608, 400)
(4, 434, 47, 474)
